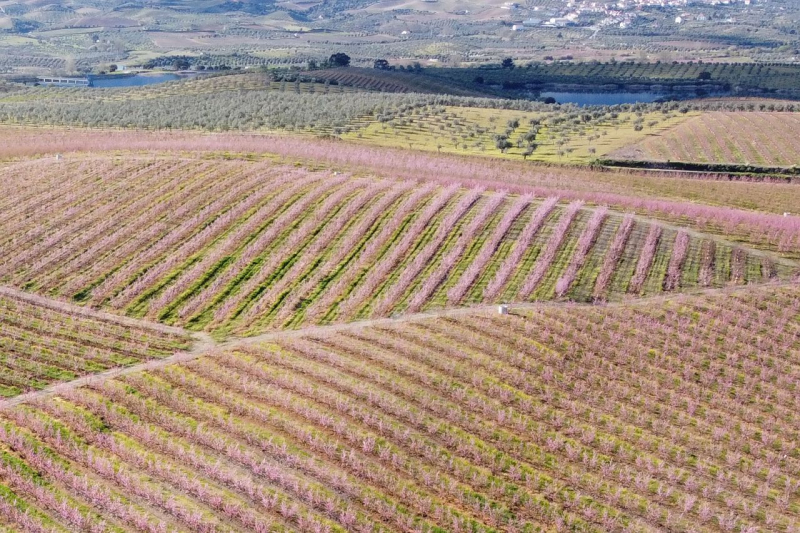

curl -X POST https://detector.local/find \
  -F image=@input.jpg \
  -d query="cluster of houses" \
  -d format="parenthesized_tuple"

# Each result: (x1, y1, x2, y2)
(505, 0, 752, 31)
(505, 1, 636, 30)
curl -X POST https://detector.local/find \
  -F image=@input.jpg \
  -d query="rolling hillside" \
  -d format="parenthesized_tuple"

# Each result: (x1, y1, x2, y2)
(0, 1, 799, 530)
(0, 155, 788, 339)
(0, 283, 797, 531)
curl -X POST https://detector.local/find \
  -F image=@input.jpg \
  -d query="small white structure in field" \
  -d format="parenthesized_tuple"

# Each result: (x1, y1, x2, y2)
(785, 212, 791, 217)
(55, 153, 63, 160)
(498, 304, 509, 315)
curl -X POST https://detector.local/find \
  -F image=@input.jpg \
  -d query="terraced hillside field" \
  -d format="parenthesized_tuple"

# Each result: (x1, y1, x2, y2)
(0, 288, 190, 398)
(0, 283, 797, 532)
(0, 156, 787, 337)
(613, 111, 800, 167)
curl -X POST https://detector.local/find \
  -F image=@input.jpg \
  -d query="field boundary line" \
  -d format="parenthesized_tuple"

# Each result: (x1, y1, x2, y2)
(1, 279, 797, 410)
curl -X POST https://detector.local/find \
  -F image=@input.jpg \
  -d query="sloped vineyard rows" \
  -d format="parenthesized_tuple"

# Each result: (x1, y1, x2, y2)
(0, 157, 782, 337)
(1, 127, 799, 260)
(0, 285, 797, 531)
(0, 289, 189, 398)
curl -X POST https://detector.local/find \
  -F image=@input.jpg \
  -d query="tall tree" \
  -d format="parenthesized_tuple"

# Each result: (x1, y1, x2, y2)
(329, 53, 351, 67)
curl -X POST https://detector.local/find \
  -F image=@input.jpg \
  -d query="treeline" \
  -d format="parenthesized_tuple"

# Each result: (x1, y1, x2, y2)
(424, 61, 800, 95)
(141, 53, 314, 71)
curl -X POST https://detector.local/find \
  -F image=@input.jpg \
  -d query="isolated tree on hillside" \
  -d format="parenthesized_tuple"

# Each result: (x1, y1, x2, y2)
(502, 58, 515, 69)
(374, 59, 391, 70)
(495, 135, 512, 153)
(329, 53, 351, 67)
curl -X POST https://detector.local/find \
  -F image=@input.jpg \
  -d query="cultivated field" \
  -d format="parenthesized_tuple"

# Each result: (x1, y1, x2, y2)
(422, 63, 800, 98)
(306, 67, 490, 97)
(1, 129, 799, 255)
(344, 104, 693, 163)
(0, 74, 688, 164)
(0, 73, 693, 164)
(0, 97, 797, 533)
(614, 112, 800, 167)
(1, 2, 800, 531)
(0, 283, 797, 531)
(0, 288, 190, 398)
(0, 155, 786, 338)
(2, 72, 800, 170)
(0, 74, 364, 106)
